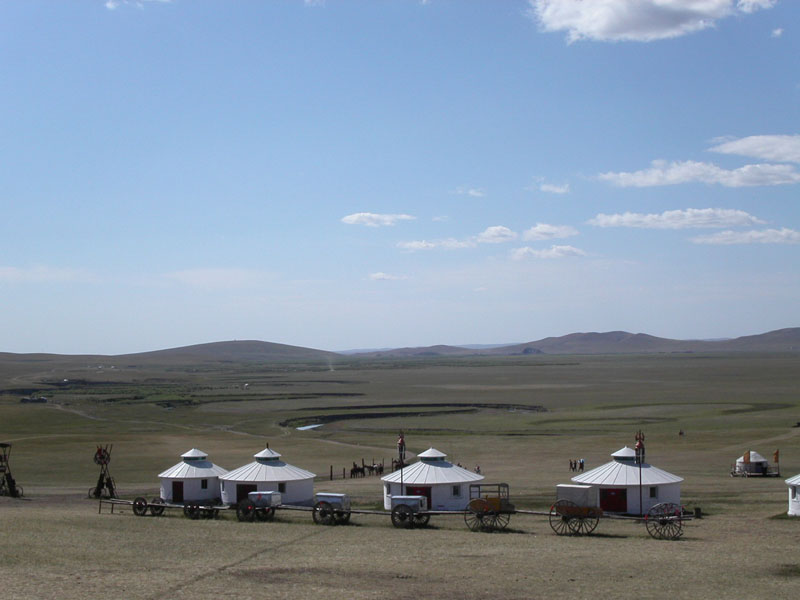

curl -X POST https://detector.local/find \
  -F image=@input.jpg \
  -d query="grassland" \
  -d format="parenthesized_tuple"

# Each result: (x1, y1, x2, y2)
(1, 352, 799, 598)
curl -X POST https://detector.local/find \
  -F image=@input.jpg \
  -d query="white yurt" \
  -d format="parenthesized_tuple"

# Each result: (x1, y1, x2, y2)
(733, 450, 769, 476)
(158, 448, 228, 504)
(381, 448, 484, 511)
(220, 447, 316, 506)
(570, 446, 682, 515)
(785, 473, 800, 516)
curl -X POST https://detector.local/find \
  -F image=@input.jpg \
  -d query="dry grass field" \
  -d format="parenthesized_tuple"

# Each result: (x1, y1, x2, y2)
(2, 352, 800, 599)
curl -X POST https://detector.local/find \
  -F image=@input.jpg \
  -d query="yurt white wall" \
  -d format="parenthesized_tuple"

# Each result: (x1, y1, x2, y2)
(159, 477, 218, 504)
(382, 480, 471, 511)
(221, 478, 314, 506)
(621, 481, 681, 515)
(786, 475, 800, 516)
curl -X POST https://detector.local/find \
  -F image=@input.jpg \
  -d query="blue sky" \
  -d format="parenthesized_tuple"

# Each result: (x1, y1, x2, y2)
(1, 0, 798, 354)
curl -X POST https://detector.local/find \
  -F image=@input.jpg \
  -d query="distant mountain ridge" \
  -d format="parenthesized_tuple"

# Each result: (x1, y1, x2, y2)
(351, 328, 800, 357)
(0, 328, 797, 364)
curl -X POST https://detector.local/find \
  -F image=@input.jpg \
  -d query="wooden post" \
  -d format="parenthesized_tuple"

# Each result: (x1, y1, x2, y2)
(330, 465, 333, 480)
(342, 467, 346, 480)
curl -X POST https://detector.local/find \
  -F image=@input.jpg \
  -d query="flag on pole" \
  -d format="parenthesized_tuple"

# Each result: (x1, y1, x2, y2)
(774, 449, 780, 463)
(743, 451, 750, 464)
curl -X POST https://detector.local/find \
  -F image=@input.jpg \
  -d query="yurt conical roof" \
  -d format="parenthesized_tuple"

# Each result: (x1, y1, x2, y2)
(736, 451, 768, 463)
(571, 447, 683, 486)
(158, 448, 228, 479)
(220, 447, 315, 482)
(785, 473, 800, 485)
(381, 447, 484, 485)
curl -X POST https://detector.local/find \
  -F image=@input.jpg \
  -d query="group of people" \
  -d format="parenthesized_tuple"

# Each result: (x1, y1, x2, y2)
(569, 458, 584, 472)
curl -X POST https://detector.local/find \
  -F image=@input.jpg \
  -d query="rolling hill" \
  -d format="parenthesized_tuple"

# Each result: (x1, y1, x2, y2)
(351, 328, 800, 357)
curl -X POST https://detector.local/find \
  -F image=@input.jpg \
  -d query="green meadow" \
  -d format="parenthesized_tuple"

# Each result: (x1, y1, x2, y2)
(1, 352, 799, 598)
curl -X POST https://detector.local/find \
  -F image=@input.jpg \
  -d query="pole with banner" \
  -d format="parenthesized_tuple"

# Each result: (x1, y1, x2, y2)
(635, 430, 645, 516)
(397, 431, 406, 495)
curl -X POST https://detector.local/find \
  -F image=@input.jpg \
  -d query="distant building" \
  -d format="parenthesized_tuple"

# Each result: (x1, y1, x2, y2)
(20, 397, 47, 403)
(220, 447, 316, 506)
(731, 450, 776, 476)
(381, 447, 484, 511)
(157, 448, 227, 504)
(570, 446, 682, 515)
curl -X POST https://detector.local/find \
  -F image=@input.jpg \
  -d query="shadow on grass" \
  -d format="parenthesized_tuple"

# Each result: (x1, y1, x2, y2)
(772, 563, 800, 577)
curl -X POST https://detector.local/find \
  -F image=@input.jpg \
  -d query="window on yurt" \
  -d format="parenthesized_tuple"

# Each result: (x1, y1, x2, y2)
(201, 479, 208, 489)
(649, 487, 658, 499)
(278, 482, 286, 494)
(452, 485, 461, 497)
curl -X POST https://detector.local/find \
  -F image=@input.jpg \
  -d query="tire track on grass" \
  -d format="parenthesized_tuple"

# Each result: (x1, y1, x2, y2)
(148, 526, 334, 600)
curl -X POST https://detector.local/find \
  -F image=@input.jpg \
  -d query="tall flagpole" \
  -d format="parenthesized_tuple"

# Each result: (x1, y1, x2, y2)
(397, 431, 406, 496)
(635, 430, 645, 517)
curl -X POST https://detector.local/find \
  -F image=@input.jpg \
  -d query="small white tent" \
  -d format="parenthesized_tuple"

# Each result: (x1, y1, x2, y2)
(733, 451, 769, 476)
(785, 473, 800, 516)
(570, 446, 682, 515)
(381, 448, 484, 511)
(158, 448, 228, 504)
(220, 447, 316, 506)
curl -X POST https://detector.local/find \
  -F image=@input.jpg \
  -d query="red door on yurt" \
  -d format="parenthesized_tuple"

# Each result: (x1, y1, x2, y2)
(599, 488, 627, 512)
(406, 486, 432, 509)
(172, 481, 184, 503)
(236, 483, 258, 503)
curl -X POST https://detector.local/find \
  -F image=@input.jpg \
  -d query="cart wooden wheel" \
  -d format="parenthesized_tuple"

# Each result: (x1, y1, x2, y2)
(549, 499, 578, 535)
(149, 497, 165, 516)
(491, 512, 511, 531)
(236, 499, 256, 522)
(645, 502, 683, 540)
(334, 510, 351, 525)
(391, 504, 414, 529)
(567, 510, 599, 535)
(312, 501, 335, 525)
(465, 498, 490, 532)
(413, 513, 431, 527)
(132, 497, 148, 517)
(184, 504, 201, 520)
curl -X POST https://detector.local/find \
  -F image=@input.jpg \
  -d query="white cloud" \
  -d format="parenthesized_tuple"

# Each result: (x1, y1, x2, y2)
(104, 0, 171, 9)
(709, 135, 800, 164)
(771, 27, 784, 37)
(477, 226, 517, 244)
(523, 223, 579, 240)
(737, 0, 777, 13)
(397, 238, 476, 251)
(540, 183, 570, 194)
(588, 208, 765, 229)
(452, 186, 486, 197)
(511, 245, 586, 260)
(528, 0, 776, 43)
(164, 268, 270, 289)
(341, 212, 416, 227)
(691, 228, 800, 245)
(368, 272, 408, 281)
(598, 159, 800, 187)
(0, 265, 96, 284)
